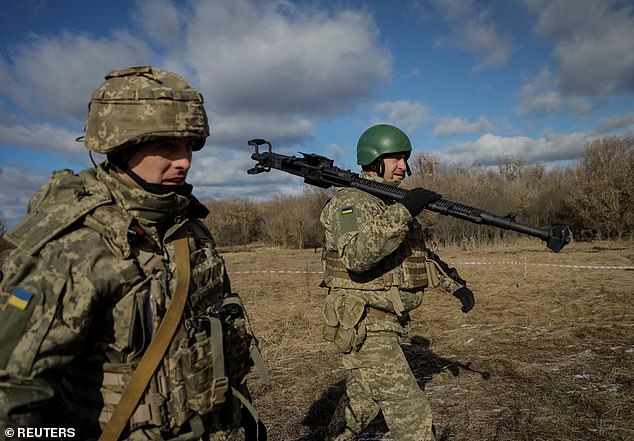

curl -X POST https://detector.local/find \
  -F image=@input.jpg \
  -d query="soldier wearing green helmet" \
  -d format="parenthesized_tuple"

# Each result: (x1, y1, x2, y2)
(0, 66, 268, 440)
(321, 124, 474, 441)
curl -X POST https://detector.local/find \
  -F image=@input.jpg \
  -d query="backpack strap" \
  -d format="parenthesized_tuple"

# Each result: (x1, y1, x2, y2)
(233, 387, 267, 441)
(220, 295, 271, 387)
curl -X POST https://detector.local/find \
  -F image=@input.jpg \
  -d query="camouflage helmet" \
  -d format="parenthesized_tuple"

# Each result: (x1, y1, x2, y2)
(356, 124, 412, 165)
(83, 66, 209, 154)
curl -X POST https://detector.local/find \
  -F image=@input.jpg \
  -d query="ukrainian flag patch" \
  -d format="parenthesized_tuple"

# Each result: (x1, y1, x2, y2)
(341, 206, 353, 215)
(8, 288, 33, 310)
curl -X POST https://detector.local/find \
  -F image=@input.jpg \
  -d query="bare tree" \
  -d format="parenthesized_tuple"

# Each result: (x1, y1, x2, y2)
(259, 188, 329, 248)
(565, 137, 634, 239)
(204, 198, 262, 247)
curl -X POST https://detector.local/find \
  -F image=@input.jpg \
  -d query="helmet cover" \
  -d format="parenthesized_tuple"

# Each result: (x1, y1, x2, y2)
(84, 66, 209, 154)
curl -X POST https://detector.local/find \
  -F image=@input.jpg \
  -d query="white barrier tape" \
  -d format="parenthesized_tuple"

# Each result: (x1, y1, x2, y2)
(459, 262, 634, 270)
(230, 262, 634, 274)
(232, 270, 324, 274)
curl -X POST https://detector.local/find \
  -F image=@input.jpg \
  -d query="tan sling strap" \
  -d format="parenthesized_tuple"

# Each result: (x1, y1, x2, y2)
(219, 296, 271, 387)
(98, 232, 191, 441)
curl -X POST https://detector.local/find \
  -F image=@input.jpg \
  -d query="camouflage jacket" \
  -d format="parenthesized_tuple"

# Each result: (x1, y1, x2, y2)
(320, 173, 428, 314)
(320, 173, 467, 336)
(0, 163, 259, 440)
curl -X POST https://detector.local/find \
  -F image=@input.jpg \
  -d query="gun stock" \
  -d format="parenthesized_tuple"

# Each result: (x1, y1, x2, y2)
(247, 138, 571, 252)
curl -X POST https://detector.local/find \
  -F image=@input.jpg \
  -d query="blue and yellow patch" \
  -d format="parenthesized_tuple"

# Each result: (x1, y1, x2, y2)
(341, 206, 353, 215)
(8, 288, 33, 310)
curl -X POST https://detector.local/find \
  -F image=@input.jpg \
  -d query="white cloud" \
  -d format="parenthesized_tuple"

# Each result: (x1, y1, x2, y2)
(435, 131, 596, 166)
(325, 143, 347, 163)
(593, 112, 634, 136)
(526, 0, 634, 96)
(205, 112, 314, 149)
(132, 0, 183, 49)
(431, 0, 513, 69)
(2, 31, 153, 122)
(516, 67, 560, 116)
(433, 116, 492, 137)
(516, 66, 592, 116)
(176, 0, 391, 115)
(0, 121, 83, 154)
(372, 100, 431, 133)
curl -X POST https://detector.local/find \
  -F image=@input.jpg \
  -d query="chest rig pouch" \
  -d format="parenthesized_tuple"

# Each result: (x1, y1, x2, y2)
(323, 219, 429, 292)
(133, 230, 246, 430)
(173, 293, 252, 419)
(392, 221, 428, 290)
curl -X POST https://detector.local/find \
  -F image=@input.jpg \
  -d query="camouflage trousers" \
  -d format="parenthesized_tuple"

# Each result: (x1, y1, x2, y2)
(328, 331, 434, 441)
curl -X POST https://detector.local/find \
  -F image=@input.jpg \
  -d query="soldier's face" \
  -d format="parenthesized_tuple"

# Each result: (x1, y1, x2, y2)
(127, 139, 193, 185)
(382, 153, 408, 182)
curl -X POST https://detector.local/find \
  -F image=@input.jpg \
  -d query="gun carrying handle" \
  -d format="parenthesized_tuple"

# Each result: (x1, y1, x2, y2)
(248, 138, 272, 155)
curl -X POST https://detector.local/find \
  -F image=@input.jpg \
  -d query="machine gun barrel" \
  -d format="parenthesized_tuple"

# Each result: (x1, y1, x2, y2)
(247, 139, 570, 252)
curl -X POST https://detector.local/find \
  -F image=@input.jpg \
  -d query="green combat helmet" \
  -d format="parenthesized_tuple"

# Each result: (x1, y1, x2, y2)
(356, 124, 412, 166)
(83, 65, 209, 154)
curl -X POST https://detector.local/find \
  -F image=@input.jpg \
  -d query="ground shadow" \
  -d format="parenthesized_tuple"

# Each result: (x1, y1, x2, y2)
(297, 335, 490, 440)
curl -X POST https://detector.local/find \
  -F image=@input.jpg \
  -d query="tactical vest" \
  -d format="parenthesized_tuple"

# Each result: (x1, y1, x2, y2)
(322, 223, 429, 292)
(4, 166, 267, 438)
(88, 224, 252, 434)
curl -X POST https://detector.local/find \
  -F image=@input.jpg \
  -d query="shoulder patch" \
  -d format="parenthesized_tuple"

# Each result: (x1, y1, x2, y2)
(339, 205, 358, 234)
(7, 289, 33, 310)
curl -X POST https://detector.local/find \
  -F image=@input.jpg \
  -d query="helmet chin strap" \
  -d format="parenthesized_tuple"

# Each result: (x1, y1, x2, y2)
(108, 155, 192, 196)
(125, 167, 193, 196)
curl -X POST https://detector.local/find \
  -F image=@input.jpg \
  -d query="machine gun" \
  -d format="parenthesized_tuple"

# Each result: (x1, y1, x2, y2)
(247, 138, 570, 252)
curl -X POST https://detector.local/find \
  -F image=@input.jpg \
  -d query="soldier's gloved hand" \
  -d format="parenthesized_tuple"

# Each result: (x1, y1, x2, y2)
(453, 287, 475, 313)
(400, 188, 442, 217)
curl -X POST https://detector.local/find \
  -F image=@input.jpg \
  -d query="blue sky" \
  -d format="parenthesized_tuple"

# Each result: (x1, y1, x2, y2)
(1, 0, 633, 227)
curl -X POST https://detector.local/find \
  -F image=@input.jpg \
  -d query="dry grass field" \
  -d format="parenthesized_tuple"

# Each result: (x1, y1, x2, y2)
(223, 240, 634, 441)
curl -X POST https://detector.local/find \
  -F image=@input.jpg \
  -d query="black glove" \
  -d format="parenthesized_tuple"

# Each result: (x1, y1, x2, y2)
(399, 188, 442, 217)
(453, 287, 475, 313)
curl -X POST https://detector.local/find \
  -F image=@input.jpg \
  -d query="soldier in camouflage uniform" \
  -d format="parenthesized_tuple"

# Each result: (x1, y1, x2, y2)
(321, 124, 475, 441)
(0, 66, 267, 441)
